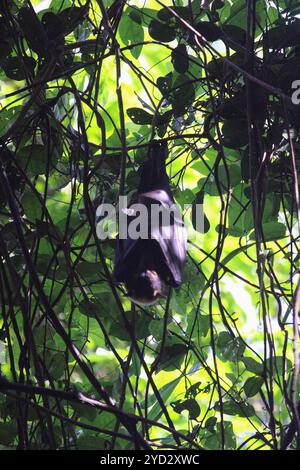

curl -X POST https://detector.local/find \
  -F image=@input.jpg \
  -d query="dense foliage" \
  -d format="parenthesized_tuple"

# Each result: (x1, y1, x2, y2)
(0, 0, 300, 450)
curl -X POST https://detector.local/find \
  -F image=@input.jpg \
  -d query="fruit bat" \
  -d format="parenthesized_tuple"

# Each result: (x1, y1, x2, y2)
(113, 141, 187, 305)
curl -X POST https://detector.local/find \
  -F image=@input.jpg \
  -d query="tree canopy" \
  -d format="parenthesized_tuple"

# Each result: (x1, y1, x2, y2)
(0, 0, 300, 451)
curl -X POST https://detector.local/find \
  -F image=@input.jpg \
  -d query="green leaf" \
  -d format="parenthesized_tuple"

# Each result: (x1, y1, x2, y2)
(215, 400, 255, 417)
(36, 254, 67, 280)
(78, 299, 100, 318)
(129, 7, 157, 26)
(250, 221, 286, 241)
(149, 377, 182, 408)
(148, 19, 176, 42)
(227, 184, 254, 236)
(244, 376, 264, 397)
(217, 164, 241, 189)
(18, 144, 57, 176)
(42, 11, 64, 43)
(222, 119, 248, 148)
(205, 416, 217, 432)
(0, 107, 22, 137)
(119, 13, 144, 59)
(193, 21, 221, 42)
(176, 188, 195, 205)
(157, 72, 173, 99)
(144, 376, 182, 422)
(128, 9, 142, 24)
(58, 4, 89, 36)
(155, 336, 188, 372)
(212, 0, 225, 10)
(221, 421, 236, 449)
(18, 6, 48, 56)
(221, 25, 246, 49)
(171, 44, 189, 74)
(127, 108, 153, 125)
(172, 74, 195, 117)
(0, 19, 12, 61)
(77, 261, 102, 283)
(201, 421, 236, 450)
(2, 56, 36, 81)
(171, 398, 201, 420)
(109, 310, 151, 341)
(129, 351, 141, 378)
(72, 402, 98, 421)
(185, 381, 202, 398)
(266, 20, 300, 49)
(0, 422, 17, 445)
(198, 315, 210, 337)
(157, 6, 191, 22)
(219, 96, 246, 120)
(22, 191, 42, 221)
(216, 331, 245, 362)
(157, 109, 173, 126)
(242, 357, 263, 375)
(77, 434, 106, 450)
(224, 0, 247, 28)
(35, 220, 61, 242)
(45, 352, 65, 380)
(266, 356, 292, 377)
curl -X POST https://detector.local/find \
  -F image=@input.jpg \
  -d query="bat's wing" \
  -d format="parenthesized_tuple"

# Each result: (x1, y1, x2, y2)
(153, 212, 187, 287)
(112, 220, 144, 283)
(113, 191, 186, 287)
(113, 200, 154, 283)
(139, 191, 187, 287)
(113, 142, 186, 287)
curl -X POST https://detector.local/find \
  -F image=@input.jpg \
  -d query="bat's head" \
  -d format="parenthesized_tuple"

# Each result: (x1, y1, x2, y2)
(125, 270, 165, 306)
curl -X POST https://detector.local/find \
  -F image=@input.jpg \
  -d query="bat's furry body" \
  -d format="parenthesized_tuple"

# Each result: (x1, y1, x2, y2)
(113, 141, 187, 304)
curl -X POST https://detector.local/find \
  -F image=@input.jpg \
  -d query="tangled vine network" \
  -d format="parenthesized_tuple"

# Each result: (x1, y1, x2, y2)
(0, 0, 300, 451)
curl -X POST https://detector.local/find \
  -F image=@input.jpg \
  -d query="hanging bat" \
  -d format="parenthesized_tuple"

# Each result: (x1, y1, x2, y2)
(113, 141, 187, 305)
